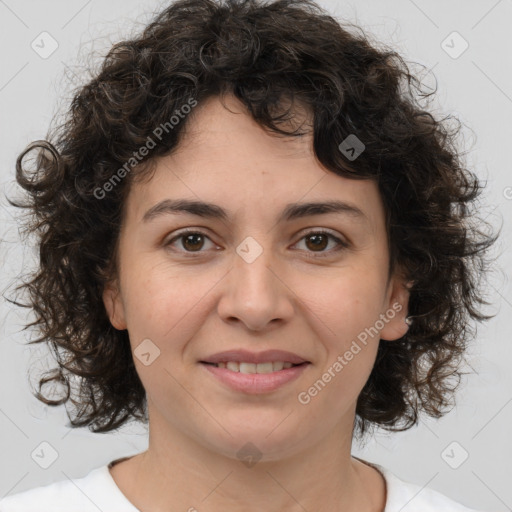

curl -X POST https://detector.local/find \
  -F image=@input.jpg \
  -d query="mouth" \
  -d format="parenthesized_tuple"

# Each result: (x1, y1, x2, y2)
(199, 349, 311, 393)
(200, 361, 308, 374)
(199, 360, 311, 394)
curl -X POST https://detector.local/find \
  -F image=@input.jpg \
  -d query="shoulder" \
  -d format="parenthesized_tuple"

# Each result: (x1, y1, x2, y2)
(0, 464, 137, 512)
(373, 464, 485, 512)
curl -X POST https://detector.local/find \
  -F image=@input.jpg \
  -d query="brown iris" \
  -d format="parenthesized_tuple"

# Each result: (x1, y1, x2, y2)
(305, 233, 329, 251)
(181, 233, 205, 251)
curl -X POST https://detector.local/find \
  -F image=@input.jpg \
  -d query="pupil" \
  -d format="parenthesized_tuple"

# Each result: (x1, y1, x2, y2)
(307, 234, 327, 251)
(184, 234, 203, 251)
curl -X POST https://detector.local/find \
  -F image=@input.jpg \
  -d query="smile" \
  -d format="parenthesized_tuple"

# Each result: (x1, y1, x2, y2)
(203, 361, 302, 373)
(200, 361, 310, 394)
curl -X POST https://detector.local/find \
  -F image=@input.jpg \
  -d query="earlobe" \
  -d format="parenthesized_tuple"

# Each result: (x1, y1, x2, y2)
(379, 277, 414, 342)
(102, 280, 127, 330)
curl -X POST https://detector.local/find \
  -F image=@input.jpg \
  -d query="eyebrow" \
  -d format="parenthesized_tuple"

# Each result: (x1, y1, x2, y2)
(142, 198, 368, 224)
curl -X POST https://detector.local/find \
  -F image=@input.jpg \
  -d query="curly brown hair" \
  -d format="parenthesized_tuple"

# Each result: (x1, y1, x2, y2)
(7, 0, 498, 437)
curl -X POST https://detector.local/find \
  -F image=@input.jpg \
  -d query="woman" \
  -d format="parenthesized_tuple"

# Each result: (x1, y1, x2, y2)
(1, 0, 497, 510)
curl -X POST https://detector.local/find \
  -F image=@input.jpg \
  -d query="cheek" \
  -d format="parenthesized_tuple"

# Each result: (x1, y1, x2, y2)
(308, 264, 386, 344)
(299, 265, 384, 395)
(120, 258, 220, 346)
(307, 280, 382, 402)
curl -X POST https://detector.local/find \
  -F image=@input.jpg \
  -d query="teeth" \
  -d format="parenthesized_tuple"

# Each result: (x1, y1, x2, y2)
(212, 361, 300, 373)
(239, 362, 257, 373)
(226, 361, 239, 372)
(258, 362, 275, 373)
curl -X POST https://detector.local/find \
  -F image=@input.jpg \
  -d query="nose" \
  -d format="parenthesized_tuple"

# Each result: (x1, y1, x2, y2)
(216, 241, 295, 332)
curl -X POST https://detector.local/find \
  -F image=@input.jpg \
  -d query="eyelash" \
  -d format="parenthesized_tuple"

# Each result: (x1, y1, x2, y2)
(164, 229, 349, 258)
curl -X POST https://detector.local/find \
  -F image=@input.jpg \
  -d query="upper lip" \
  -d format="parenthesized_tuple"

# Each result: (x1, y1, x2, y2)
(201, 349, 309, 365)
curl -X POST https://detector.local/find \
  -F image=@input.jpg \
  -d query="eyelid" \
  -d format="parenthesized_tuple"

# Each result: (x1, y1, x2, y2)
(164, 228, 219, 253)
(164, 227, 349, 257)
(295, 228, 350, 257)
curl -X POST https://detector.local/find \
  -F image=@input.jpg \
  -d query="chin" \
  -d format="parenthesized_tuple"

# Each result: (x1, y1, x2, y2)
(202, 425, 306, 463)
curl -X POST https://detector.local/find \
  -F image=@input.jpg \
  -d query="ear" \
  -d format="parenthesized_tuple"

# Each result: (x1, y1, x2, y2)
(102, 278, 127, 331)
(379, 273, 414, 342)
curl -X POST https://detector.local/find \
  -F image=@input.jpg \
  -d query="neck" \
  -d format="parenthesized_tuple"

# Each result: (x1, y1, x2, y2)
(111, 409, 386, 512)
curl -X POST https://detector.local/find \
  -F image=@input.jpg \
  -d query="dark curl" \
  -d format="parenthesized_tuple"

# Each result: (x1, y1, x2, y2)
(7, 0, 499, 436)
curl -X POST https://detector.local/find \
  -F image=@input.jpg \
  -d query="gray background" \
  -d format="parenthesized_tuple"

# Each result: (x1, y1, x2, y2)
(0, 0, 511, 510)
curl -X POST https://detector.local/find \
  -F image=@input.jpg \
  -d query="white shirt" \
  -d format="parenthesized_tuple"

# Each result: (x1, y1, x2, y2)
(0, 458, 484, 511)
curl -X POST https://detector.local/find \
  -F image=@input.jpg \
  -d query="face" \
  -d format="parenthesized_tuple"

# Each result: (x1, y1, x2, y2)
(103, 95, 410, 462)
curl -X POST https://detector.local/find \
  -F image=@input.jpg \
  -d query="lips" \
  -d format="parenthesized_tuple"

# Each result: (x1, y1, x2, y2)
(199, 349, 311, 393)
(200, 349, 309, 365)
(200, 358, 310, 394)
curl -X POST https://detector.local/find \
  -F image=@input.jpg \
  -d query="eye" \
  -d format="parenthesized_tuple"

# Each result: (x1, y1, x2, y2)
(293, 229, 349, 258)
(164, 228, 348, 258)
(164, 229, 217, 254)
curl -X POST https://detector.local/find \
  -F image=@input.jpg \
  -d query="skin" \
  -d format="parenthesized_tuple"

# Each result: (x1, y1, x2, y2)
(103, 94, 411, 512)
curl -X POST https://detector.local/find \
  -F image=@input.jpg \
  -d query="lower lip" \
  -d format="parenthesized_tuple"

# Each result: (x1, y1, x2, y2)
(200, 362, 310, 394)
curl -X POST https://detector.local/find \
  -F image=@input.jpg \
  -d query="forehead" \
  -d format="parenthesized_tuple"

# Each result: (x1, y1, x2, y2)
(175, 94, 315, 163)
(123, 95, 385, 232)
